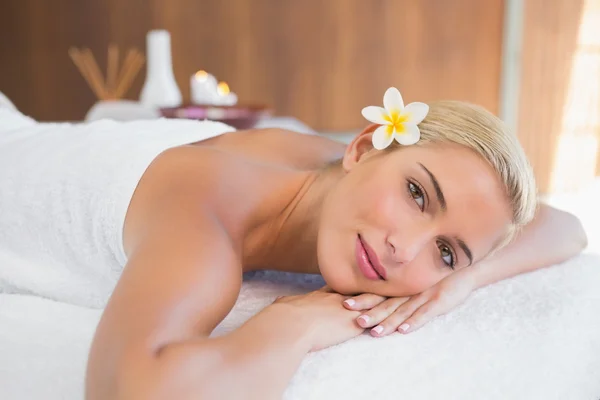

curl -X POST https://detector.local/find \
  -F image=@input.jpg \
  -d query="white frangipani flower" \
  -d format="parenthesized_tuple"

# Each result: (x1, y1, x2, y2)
(361, 87, 429, 150)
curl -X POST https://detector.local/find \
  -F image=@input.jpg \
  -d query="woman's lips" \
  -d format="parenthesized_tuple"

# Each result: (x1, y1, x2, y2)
(360, 236, 387, 280)
(356, 235, 384, 281)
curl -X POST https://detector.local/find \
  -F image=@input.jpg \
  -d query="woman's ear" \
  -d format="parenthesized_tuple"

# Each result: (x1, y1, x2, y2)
(342, 124, 379, 172)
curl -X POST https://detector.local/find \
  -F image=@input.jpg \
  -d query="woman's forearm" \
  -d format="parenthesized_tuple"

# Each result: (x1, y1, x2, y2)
(119, 305, 314, 400)
(471, 203, 587, 289)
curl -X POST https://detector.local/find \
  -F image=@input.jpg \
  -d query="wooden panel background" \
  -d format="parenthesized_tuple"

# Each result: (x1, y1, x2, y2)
(517, 0, 600, 194)
(0, 0, 504, 131)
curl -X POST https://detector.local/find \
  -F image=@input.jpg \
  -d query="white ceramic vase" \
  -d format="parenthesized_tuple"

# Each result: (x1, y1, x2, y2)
(139, 30, 182, 108)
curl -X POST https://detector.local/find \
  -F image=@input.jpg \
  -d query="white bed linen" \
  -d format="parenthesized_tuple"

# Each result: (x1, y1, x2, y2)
(1, 254, 599, 400)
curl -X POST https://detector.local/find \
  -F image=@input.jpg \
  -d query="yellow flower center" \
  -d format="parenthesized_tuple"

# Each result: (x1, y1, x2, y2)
(384, 110, 408, 136)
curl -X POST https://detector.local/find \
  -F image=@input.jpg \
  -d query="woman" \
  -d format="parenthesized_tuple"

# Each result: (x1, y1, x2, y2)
(0, 89, 587, 399)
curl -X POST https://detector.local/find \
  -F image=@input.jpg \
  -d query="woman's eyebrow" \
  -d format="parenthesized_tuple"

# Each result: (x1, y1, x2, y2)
(417, 163, 447, 211)
(456, 237, 474, 266)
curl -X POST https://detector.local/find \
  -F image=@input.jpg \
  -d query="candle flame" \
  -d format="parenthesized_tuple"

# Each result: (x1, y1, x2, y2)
(217, 82, 230, 96)
(195, 70, 208, 81)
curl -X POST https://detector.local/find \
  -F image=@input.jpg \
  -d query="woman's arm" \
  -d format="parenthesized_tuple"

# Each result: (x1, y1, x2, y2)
(469, 203, 588, 289)
(88, 208, 363, 400)
(86, 213, 316, 400)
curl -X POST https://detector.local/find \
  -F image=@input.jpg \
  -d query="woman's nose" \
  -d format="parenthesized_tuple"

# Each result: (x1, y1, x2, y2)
(386, 228, 431, 265)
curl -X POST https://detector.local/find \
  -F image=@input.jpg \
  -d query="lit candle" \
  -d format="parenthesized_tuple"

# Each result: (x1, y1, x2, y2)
(217, 81, 230, 96)
(190, 70, 219, 105)
(215, 81, 238, 106)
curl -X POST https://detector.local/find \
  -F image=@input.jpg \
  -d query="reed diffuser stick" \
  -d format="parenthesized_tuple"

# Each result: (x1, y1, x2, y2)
(107, 44, 119, 98)
(115, 51, 145, 99)
(81, 48, 107, 99)
(69, 49, 104, 99)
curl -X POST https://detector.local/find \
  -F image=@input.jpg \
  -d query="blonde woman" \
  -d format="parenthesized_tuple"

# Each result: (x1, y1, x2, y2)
(0, 89, 587, 399)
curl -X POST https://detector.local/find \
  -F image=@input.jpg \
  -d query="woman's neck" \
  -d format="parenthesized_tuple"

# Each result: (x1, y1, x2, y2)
(248, 162, 344, 274)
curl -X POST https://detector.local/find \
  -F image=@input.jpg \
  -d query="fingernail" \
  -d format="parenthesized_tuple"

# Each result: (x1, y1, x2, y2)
(344, 299, 355, 307)
(398, 323, 410, 333)
(372, 325, 384, 335)
(358, 315, 370, 326)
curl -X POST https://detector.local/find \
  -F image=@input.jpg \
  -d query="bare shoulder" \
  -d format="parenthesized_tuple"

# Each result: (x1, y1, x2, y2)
(123, 143, 299, 256)
(90, 147, 265, 397)
(124, 128, 343, 254)
(89, 135, 316, 397)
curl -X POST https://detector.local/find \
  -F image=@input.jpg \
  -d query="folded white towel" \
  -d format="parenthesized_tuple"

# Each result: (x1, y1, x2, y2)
(0, 109, 235, 308)
(1, 254, 599, 400)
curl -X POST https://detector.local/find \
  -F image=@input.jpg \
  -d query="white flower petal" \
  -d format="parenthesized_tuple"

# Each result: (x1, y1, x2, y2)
(383, 87, 404, 113)
(361, 106, 389, 125)
(403, 102, 429, 125)
(372, 125, 394, 150)
(394, 123, 421, 145)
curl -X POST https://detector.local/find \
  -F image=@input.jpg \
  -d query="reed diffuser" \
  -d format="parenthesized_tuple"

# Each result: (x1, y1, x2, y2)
(69, 45, 160, 121)
(69, 45, 145, 100)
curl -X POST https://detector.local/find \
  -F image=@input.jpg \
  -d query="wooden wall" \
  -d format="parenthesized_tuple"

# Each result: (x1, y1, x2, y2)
(517, 0, 600, 194)
(0, 0, 504, 131)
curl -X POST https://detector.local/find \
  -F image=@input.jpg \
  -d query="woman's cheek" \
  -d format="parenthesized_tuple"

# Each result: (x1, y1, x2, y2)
(370, 189, 407, 224)
(401, 263, 442, 295)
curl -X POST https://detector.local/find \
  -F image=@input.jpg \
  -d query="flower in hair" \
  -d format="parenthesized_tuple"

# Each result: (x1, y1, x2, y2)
(361, 87, 429, 149)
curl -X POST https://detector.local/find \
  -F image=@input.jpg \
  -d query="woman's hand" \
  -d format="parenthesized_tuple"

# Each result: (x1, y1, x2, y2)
(271, 286, 366, 352)
(342, 270, 477, 337)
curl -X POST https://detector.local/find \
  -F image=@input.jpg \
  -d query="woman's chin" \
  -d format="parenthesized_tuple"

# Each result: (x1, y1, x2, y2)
(319, 262, 361, 294)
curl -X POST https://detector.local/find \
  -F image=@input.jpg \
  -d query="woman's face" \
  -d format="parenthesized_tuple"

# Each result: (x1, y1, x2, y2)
(317, 131, 513, 297)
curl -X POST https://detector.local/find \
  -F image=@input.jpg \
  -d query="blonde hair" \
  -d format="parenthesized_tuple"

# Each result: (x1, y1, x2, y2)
(395, 100, 538, 248)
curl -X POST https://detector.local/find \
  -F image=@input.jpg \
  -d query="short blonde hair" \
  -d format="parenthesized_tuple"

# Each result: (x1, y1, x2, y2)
(390, 101, 538, 247)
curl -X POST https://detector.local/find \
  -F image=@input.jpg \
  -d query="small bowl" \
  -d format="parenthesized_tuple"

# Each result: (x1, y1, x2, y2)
(159, 103, 273, 130)
(85, 100, 161, 122)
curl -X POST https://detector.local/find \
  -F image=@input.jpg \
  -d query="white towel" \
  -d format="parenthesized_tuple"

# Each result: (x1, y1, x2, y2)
(0, 91, 19, 112)
(227, 255, 600, 400)
(1, 254, 599, 400)
(0, 108, 235, 308)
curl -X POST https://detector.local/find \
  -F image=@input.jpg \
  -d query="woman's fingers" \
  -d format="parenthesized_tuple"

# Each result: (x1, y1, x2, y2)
(342, 293, 388, 310)
(366, 295, 429, 337)
(394, 302, 438, 335)
(351, 296, 412, 329)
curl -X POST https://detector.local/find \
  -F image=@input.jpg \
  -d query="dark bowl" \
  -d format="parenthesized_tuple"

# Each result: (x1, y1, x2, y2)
(159, 103, 273, 130)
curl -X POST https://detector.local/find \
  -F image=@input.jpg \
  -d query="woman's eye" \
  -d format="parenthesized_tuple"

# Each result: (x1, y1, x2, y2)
(408, 182, 425, 211)
(438, 243, 455, 269)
